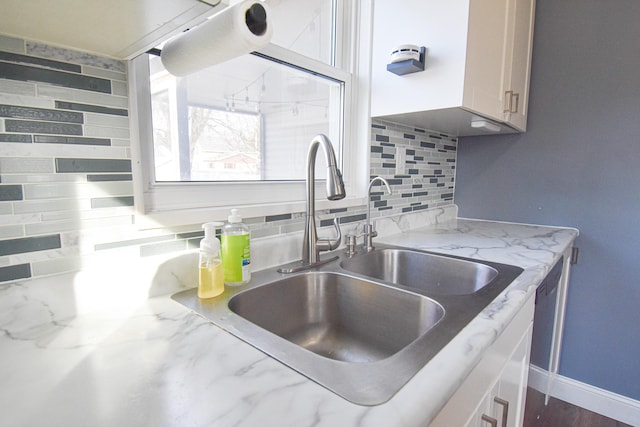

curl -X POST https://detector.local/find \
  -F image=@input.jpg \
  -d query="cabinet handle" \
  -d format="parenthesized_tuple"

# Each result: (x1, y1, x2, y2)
(494, 397, 509, 427)
(504, 90, 513, 113)
(511, 92, 519, 113)
(504, 91, 520, 114)
(481, 414, 498, 427)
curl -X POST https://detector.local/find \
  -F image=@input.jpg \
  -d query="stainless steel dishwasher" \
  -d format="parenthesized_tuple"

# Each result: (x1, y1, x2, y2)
(530, 257, 564, 370)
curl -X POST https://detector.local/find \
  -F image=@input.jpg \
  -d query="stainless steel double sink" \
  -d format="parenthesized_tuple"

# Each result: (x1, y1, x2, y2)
(172, 244, 523, 405)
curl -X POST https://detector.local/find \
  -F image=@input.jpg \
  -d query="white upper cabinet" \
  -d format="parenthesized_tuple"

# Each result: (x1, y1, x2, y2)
(371, 0, 535, 136)
(0, 0, 227, 59)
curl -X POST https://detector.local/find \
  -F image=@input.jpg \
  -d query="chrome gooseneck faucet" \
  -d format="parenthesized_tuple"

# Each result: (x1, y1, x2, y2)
(345, 176, 392, 256)
(364, 176, 392, 252)
(279, 134, 345, 273)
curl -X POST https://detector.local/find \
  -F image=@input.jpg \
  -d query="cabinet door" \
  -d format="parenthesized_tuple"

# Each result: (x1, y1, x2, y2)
(464, 0, 511, 122)
(503, 0, 535, 130)
(430, 296, 535, 427)
(465, 0, 535, 130)
(489, 322, 533, 427)
(474, 382, 500, 427)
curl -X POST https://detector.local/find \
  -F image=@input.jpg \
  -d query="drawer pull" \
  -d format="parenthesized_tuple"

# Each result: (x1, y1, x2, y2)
(481, 414, 498, 427)
(494, 397, 509, 427)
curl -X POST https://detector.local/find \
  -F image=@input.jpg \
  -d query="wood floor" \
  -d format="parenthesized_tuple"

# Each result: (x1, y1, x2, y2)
(523, 387, 633, 427)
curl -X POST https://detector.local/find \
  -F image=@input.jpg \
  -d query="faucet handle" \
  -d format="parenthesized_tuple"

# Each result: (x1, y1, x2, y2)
(345, 234, 358, 256)
(363, 221, 379, 252)
(317, 218, 342, 251)
(364, 221, 378, 238)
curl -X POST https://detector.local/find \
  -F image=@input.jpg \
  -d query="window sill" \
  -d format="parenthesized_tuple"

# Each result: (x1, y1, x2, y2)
(134, 195, 367, 230)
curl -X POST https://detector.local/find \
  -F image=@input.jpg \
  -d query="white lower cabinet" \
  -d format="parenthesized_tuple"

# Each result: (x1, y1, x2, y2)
(431, 295, 535, 427)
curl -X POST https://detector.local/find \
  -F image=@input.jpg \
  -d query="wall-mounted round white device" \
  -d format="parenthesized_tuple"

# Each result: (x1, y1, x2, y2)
(390, 44, 421, 63)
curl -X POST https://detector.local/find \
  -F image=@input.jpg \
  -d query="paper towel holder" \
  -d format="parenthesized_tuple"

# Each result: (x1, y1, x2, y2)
(244, 2, 269, 36)
(158, 1, 272, 76)
(387, 46, 426, 76)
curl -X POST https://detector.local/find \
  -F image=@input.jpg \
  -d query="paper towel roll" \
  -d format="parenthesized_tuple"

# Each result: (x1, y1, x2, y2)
(161, 0, 273, 76)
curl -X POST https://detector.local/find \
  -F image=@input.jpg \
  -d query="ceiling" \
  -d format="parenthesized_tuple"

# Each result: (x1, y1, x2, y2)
(0, 0, 227, 59)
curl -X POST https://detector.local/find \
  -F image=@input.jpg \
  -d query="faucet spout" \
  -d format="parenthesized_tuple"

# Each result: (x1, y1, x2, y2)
(364, 176, 391, 252)
(302, 134, 345, 264)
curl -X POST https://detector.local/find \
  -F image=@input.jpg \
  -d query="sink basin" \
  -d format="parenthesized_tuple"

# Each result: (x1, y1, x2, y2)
(171, 244, 523, 405)
(341, 248, 498, 295)
(228, 272, 444, 363)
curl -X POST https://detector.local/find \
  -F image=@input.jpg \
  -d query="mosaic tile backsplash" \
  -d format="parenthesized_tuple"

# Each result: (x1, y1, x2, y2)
(0, 35, 456, 283)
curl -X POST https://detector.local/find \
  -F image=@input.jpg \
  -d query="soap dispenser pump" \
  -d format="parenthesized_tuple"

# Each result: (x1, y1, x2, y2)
(221, 209, 251, 285)
(198, 222, 224, 299)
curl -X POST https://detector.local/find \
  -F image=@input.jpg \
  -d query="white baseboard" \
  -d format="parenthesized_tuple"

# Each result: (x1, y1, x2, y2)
(528, 365, 640, 427)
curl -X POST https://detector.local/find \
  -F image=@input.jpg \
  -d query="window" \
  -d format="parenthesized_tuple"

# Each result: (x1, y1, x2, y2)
(130, 0, 373, 226)
(147, 52, 343, 182)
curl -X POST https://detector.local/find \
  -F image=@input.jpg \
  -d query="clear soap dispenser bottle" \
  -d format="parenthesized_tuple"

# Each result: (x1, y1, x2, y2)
(198, 222, 224, 299)
(221, 209, 251, 285)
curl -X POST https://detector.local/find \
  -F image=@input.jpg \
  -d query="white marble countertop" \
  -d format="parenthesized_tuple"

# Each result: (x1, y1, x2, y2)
(0, 216, 578, 427)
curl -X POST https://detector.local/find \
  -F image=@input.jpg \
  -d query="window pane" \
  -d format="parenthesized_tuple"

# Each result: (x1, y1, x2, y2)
(266, 0, 335, 65)
(150, 89, 174, 181)
(188, 107, 261, 180)
(149, 52, 343, 183)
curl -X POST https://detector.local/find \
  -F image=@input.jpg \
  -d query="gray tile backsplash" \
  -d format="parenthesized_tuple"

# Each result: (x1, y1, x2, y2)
(90, 196, 134, 209)
(0, 264, 31, 281)
(0, 104, 84, 122)
(54, 101, 128, 116)
(34, 135, 111, 146)
(0, 157, 54, 174)
(55, 158, 132, 173)
(5, 119, 83, 135)
(0, 36, 457, 284)
(0, 185, 23, 201)
(0, 62, 112, 93)
(26, 41, 126, 73)
(0, 235, 61, 257)
(0, 133, 33, 143)
(0, 50, 82, 73)
(369, 121, 456, 214)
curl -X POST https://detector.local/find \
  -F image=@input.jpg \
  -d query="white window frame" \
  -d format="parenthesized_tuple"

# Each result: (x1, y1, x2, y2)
(129, 0, 373, 228)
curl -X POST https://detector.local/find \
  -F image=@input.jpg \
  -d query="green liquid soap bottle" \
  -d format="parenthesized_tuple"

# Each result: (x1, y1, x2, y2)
(221, 209, 251, 285)
(198, 222, 224, 299)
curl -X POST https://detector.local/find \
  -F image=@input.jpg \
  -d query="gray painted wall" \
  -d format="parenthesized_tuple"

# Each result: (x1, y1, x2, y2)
(455, 0, 640, 400)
